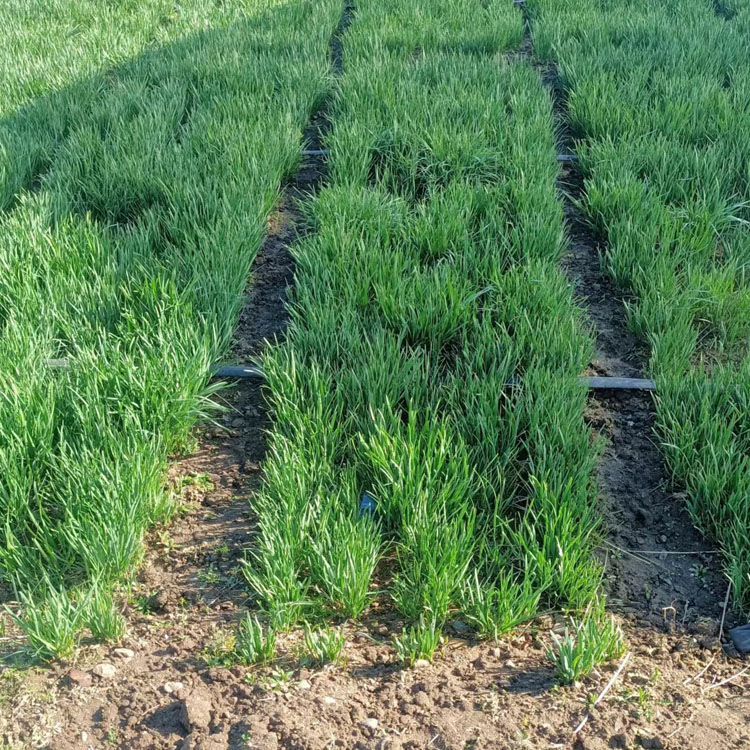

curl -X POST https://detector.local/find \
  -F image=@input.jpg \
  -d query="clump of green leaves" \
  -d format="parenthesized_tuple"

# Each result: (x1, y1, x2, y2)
(546, 606, 625, 684)
(86, 588, 126, 643)
(461, 570, 541, 640)
(307, 511, 381, 620)
(302, 624, 345, 667)
(12, 589, 84, 662)
(235, 614, 276, 666)
(392, 617, 444, 666)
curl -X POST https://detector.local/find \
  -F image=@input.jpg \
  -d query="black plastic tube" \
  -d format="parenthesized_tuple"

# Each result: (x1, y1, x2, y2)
(582, 376, 656, 391)
(210, 364, 265, 379)
(209, 365, 656, 392)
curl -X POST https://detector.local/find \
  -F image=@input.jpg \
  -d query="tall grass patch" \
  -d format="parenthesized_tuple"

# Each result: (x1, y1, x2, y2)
(0, 0, 342, 621)
(530, 0, 750, 610)
(248, 0, 605, 642)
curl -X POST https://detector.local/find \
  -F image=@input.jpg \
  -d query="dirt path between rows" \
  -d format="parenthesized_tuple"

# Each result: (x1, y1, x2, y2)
(540, 60, 729, 634)
(2, 5, 750, 750)
(517, 0, 733, 634)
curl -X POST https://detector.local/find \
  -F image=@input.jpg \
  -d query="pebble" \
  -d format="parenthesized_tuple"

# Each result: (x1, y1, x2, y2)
(640, 738, 664, 750)
(698, 636, 722, 651)
(323, 696, 337, 705)
(113, 648, 135, 660)
(81, 732, 88, 742)
(693, 618, 719, 637)
(297, 679, 312, 690)
(413, 659, 431, 669)
(164, 681, 185, 694)
(362, 718, 379, 731)
(92, 663, 117, 679)
(451, 620, 470, 633)
(67, 669, 92, 688)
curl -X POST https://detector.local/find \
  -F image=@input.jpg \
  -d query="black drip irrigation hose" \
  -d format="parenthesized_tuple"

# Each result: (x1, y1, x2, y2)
(211, 364, 265, 379)
(305, 149, 572, 162)
(209, 364, 656, 391)
(583, 376, 656, 391)
(43, 360, 657, 391)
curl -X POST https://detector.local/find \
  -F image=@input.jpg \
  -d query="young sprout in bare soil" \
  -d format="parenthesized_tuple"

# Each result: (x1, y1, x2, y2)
(392, 616, 444, 666)
(546, 604, 625, 685)
(235, 614, 276, 667)
(302, 624, 345, 667)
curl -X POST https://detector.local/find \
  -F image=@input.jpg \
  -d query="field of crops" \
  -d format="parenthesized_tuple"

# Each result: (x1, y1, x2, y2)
(1, 0, 749, 696)
(0, 0, 342, 651)
(246, 0, 613, 660)
(531, 0, 750, 610)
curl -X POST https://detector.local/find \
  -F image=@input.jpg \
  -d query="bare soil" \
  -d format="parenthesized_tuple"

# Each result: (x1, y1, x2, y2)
(4, 602, 750, 750)
(2, 6, 749, 750)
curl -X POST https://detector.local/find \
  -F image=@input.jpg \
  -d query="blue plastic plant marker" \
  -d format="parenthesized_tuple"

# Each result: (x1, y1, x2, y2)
(359, 492, 377, 518)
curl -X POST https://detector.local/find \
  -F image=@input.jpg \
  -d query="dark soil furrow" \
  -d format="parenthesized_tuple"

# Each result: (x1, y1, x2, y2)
(520, 6, 729, 631)
(152, 3, 356, 615)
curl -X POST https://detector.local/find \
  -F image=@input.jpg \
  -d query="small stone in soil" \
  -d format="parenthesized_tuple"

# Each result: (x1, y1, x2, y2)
(67, 669, 92, 688)
(151, 590, 169, 611)
(362, 718, 379, 731)
(413, 692, 432, 709)
(164, 681, 185, 694)
(113, 647, 135, 659)
(640, 738, 664, 750)
(297, 680, 312, 690)
(413, 659, 431, 668)
(92, 663, 117, 679)
(323, 696, 337, 705)
(692, 618, 718, 637)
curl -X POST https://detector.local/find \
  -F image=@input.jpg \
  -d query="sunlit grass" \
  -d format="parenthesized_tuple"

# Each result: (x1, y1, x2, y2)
(530, 0, 750, 611)
(247, 0, 606, 651)
(0, 0, 342, 642)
